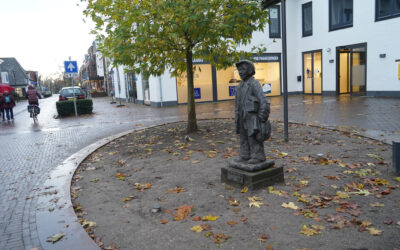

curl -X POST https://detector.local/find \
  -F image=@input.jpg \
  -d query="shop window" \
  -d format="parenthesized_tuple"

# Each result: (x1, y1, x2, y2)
(269, 5, 281, 38)
(177, 64, 213, 104)
(376, 0, 400, 21)
(216, 61, 281, 101)
(329, 0, 353, 31)
(302, 2, 313, 37)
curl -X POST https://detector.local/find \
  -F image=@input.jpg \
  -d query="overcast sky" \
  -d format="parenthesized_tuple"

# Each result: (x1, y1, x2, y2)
(0, 0, 95, 78)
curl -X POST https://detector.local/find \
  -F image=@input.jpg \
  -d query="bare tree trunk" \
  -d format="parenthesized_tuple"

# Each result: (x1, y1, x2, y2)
(186, 49, 198, 133)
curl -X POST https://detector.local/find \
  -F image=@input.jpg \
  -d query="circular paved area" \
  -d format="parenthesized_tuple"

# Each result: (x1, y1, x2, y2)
(0, 95, 399, 249)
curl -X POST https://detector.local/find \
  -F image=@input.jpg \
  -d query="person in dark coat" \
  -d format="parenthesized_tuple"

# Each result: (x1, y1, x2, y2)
(2, 91, 16, 121)
(25, 85, 42, 105)
(0, 93, 5, 121)
(234, 60, 270, 164)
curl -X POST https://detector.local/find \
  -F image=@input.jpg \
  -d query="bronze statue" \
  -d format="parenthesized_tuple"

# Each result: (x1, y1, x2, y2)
(234, 60, 271, 166)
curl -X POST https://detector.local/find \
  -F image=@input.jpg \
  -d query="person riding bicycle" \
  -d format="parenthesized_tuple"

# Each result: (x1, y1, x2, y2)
(25, 85, 42, 117)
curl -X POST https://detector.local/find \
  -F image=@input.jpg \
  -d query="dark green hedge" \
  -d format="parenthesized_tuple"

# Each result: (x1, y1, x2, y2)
(56, 99, 93, 117)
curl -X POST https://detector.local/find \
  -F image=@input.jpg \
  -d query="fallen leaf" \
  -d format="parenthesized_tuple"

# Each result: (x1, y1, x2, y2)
(213, 233, 229, 244)
(350, 188, 371, 196)
(191, 160, 200, 164)
(173, 205, 193, 221)
(300, 225, 322, 236)
(248, 196, 263, 208)
(241, 217, 248, 222)
(336, 191, 350, 199)
(191, 225, 204, 232)
(202, 215, 219, 221)
(134, 183, 151, 191)
(159, 219, 169, 224)
(240, 186, 248, 193)
(268, 186, 282, 196)
(383, 219, 393, 225)
(370, 202, 384, 207)
(114, 173, 126, 181)
(90, 178, 99, 183)
(285, 168, 297, 173)
(281, 202, 299, 210)
(266, 244, 274, 250)
(193, 216, 201, 221)
(82, 220, 96, 228)
(278, 152, 288, 157)
(227, 221, 238, 226)
(374, 178, 390, 186)
(121, 196, 135, 202)
(258, 234, 269, 242)
(229, 199, 240, 206)
(182, 156, 191, 161)
(46, 233, 66, 243)
(366, 154, 383, 160)
(393, 177, 400, 182)
(167, 187, 185, 193)
(367, 227, 383, 236)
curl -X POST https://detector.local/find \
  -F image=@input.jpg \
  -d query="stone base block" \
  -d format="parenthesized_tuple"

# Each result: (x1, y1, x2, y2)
(229, 160, 275, 172)
(221, 166, 284, 190)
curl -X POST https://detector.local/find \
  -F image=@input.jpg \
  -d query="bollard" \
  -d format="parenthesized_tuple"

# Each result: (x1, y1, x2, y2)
(394, 141, 400, 175)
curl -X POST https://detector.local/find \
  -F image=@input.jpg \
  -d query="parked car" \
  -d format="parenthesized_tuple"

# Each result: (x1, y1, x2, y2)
(59, 87, 86, 101)
(43, 90, 52, 97)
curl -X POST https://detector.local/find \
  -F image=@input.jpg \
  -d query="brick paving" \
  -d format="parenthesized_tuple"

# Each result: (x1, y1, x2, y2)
(0, 94, 399, 249)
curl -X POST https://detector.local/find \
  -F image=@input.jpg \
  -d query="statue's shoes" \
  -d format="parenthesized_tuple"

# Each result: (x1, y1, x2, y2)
(247, 158, 264, 164)
(234, 157, 249, 163)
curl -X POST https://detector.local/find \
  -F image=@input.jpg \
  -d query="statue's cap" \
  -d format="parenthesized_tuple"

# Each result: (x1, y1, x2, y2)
(235, 60, 255, 75)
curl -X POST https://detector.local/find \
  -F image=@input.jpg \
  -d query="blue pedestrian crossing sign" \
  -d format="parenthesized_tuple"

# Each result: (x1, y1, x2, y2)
(64, 61, 78, 73)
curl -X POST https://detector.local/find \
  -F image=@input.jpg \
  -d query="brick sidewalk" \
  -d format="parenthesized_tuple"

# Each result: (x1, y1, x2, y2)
(0, 95, 399, 249)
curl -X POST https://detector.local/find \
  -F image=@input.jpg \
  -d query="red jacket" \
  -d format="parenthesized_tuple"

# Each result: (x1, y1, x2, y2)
(26, 86, 42, 104)
(1, 93, 16, 109)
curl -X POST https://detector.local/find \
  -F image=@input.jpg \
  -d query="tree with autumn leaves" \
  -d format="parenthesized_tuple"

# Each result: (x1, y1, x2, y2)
(83, 0, 270, 132)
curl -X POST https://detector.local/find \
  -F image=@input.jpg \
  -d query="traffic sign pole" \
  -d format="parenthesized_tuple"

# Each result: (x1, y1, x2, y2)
(67, 57, 78, 117)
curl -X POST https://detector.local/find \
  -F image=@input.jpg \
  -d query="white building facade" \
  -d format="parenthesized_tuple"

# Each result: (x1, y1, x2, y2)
(115, 0, 400, 107)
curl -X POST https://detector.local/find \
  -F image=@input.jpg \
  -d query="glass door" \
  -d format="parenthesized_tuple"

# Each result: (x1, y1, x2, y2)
(303, 51, 322, 94)
(337, 43, 367, 95)
(351, 47, 366, 94)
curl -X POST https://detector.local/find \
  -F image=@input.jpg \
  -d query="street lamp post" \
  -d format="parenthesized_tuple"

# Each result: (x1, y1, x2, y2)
(263, 0, 289, 142)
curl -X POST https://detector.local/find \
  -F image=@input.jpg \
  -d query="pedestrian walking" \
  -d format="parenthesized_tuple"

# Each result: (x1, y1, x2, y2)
(2, 91, 16, 121)
(0, 93, 5, 121)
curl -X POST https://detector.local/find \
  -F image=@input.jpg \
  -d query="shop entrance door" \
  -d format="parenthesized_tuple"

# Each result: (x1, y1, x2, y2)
(303, 50, 322, 94)
(337, 43, 367, 95)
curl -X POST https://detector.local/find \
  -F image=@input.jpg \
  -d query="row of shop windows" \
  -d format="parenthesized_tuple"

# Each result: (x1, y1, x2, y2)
(176, 55, 281, 104)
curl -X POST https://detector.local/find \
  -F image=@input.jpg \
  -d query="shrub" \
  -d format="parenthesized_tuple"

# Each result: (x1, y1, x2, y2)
(56, 99, 93, 117)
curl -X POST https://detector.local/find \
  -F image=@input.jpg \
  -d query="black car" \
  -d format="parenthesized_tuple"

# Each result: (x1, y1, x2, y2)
(59, 87, 86, 101)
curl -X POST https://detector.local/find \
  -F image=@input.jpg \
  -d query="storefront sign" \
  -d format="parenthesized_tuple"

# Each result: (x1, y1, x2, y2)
(194, 88, 201, 99)
(252, 54, 280, 62)
(262, 83, 271, 94)
(229, 86, 237, 96)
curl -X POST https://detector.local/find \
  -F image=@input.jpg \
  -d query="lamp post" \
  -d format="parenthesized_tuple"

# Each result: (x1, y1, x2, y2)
(263, 0, 289, 142)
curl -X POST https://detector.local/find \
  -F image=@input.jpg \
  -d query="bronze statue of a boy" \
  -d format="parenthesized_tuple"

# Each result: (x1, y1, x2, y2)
(234, 60, 271, 164)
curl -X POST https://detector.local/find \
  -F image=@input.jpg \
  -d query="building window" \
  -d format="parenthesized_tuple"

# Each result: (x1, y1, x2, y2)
(376, 0, 400, 21)
(302, 2, 313, 37)
(269, 5, 281, 38)
(329, 0, 353, 31)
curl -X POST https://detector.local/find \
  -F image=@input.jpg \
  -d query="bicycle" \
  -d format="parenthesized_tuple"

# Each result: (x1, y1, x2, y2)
(28, 104, 40, 123)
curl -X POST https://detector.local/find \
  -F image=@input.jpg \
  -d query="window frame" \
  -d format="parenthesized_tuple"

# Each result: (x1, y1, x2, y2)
(375, 0, 400, 21)
(329, 0, 353, 32)
(269, 5, 281, 38)
(302, 2, 313, 37)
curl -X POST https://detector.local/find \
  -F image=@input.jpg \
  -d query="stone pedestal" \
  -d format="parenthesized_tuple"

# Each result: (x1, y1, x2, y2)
(221, 162, 284, 190)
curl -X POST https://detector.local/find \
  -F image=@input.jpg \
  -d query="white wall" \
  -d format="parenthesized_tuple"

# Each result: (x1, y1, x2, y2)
(148, 72, 178, 104)
(286, 0, 400, 92)
(112, 65, 128, 99)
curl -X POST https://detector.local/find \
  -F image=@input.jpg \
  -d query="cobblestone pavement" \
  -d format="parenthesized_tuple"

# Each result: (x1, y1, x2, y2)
(0, 94, 399, 249)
